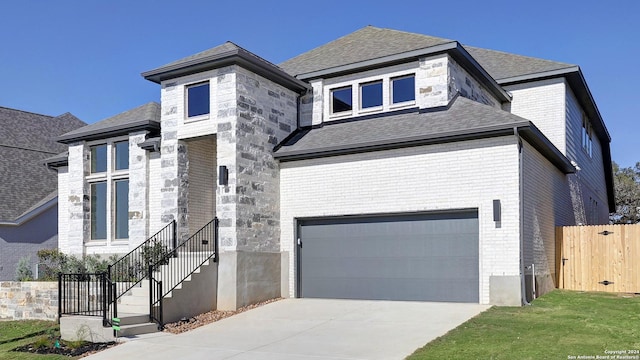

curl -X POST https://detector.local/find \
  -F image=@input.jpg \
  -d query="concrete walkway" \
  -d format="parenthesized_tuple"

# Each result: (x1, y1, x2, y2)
(86, 299, 490, 360)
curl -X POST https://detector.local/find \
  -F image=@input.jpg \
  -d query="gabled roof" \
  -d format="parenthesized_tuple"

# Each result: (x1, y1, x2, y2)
(0, 106, 85, 222)
(57, 102, 161, 144)
(279, 26, 453, 77)
(142, 42, 309, 92)
(274, 96, 574, 174)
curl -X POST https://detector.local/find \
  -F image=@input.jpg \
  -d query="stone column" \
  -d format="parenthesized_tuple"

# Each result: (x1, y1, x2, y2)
(66, 142, 89, 256)
(127, 131, 150, 248)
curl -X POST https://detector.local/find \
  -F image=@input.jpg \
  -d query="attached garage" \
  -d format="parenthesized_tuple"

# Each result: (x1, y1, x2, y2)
(297, 211, 479, 302)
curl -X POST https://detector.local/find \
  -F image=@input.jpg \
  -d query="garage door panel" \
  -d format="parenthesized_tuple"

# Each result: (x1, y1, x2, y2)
(299, 212, 479, 302)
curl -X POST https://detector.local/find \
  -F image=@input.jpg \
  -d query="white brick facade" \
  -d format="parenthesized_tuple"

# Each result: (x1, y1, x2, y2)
(280, 137, 521, 304)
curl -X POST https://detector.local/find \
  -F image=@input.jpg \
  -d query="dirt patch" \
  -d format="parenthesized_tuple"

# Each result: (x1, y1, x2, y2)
(163, 297, 283, 334)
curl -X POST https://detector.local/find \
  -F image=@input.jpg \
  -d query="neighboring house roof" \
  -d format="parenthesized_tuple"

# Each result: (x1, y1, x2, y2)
(0, 106, 85, 222)
(274, 96, 574, 174)
(142, 42, 309, 93)
(57, 102, 161, 144)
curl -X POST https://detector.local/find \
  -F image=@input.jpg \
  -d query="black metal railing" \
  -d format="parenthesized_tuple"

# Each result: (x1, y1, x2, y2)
(58, 221, 176, 327)
(58, 273, 107, 318)
(107, 220, 176, 302)
(149, 218, 218, 329)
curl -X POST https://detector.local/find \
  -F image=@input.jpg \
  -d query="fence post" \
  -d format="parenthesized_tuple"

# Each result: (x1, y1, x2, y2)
(214, 217, 219, 263)
(149, 264, 153, 322)
(172, 219, 177, 254)
(58, 273, 62, 323)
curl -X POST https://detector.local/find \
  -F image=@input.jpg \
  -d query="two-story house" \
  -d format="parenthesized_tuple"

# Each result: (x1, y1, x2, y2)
(50, 26, 612, 330)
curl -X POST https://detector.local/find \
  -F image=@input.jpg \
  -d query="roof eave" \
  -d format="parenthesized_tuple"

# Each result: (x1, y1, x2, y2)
(142, 49, 310, 93)
(275, 121, 574, 174)
(57, 120, 161, 144)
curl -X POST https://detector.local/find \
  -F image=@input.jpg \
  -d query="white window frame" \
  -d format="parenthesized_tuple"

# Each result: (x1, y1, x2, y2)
(86, 136, 130, 245)
(359, 80, 384, 112)
(390, 74, 417, 107)
(330, 86, 353, 116)
(185, 81, 211, 121)
(324, 64, 417, 120)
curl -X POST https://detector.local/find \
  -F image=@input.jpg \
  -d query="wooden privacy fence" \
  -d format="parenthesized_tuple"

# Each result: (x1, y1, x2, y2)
(556, 224, 640, 293)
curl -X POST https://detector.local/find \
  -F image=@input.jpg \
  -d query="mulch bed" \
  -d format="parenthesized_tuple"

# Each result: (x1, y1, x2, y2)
(13, 341, 117, 357)
(163, 297, 283, 334)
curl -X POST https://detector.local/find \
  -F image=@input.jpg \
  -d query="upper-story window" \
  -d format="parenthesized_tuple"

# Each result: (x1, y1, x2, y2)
(581, 113, 593, 158)
(327, 71, 416, 119)
(391, 75, 415, 104)
(90, 144, 107, 173)
(88, 139, 129, 241)
(186, 82, 210, 118)
(331, 86, 352, 114)
(360, 81, 383, 109)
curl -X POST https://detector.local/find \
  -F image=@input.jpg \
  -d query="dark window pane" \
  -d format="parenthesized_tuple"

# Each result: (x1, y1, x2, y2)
(392, 76, 415, 103)
(361, 81, 383, 108)
(91, 182, 107, 240)
(332, 87, 352, 113)
(115, 180, 129, 239)
(90, 145, 107, 173)
(114, 141, 129, 170)
(187, 83, 210, 117)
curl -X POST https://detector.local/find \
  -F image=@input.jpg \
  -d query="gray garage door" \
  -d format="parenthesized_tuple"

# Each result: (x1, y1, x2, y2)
(298, 211, 479, 302)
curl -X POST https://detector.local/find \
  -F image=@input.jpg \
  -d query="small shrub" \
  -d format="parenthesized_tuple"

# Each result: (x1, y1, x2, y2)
(15, 256, 33, 281)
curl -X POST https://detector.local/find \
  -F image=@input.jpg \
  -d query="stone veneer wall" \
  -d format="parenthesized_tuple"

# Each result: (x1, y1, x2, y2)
(128, 131, 150, 248)
(230, 66, 298, 252)
(417, 55, 500, 109)
(0, 282, 58, 321)
(65, 143, 89, 255)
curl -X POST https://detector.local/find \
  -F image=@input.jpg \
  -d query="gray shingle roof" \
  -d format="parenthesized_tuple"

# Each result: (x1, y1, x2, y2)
(279, 26, 453, 77)
(464, 46, 575, 82)
(278, 26, 575, 83)
(273, 96, 573, 174)
(0, 106, 85, 222)
(58, 102, 160, 143)
(274, 96, 525, 157)
(142, 42, 309, 92)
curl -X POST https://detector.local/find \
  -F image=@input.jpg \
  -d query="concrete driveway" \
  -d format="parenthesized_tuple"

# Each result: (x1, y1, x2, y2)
(86, 299, 489, 360)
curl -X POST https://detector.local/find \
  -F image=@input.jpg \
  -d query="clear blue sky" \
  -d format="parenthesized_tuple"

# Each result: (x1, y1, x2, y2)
(1, 0, 637, 167)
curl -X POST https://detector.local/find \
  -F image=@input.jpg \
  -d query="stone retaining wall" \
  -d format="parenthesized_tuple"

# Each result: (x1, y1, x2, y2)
(0, 281, 58, 321)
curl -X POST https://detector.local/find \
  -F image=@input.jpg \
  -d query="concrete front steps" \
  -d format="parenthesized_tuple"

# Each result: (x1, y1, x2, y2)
(60, 254, 218, 341)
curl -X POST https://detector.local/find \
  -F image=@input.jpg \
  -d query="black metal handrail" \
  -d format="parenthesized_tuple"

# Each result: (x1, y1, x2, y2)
(107, 220, 176, 302)
(58, 273, 106, 318)
(149, 218, 218, 329)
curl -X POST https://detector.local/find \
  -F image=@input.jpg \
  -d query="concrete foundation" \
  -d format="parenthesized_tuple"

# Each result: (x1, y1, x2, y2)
(489, 275, 522, 306)
(60, 316, 114, 342)
(163, 259, 218, 323)
(217, 251, 282, 310)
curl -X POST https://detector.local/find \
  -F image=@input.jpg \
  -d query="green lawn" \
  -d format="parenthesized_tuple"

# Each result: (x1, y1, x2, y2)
(0, 320, 68, 360)
(408, 290, 640, 360)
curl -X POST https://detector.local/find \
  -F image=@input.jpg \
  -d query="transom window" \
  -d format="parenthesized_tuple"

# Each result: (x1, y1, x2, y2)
(360, 81, 383, 109)
(331, 86, 352, 114)
(186, 82, 210, 118)
(88, 139, 130, 241)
